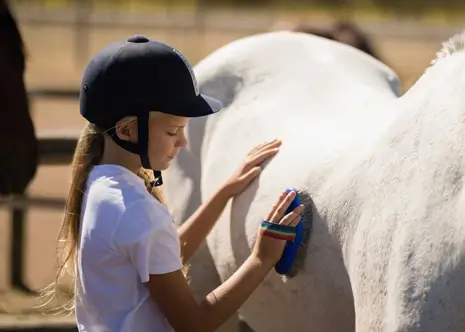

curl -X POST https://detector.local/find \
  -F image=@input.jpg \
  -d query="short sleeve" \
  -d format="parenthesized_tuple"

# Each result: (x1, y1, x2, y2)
(113, 199, 183, 283)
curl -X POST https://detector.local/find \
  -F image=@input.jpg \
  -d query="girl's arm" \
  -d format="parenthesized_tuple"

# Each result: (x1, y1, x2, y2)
(177, 139, 281, 264)
(177, 186, 231, 264)
(148, 255, 272, 332)
(149, 190, 303, 332)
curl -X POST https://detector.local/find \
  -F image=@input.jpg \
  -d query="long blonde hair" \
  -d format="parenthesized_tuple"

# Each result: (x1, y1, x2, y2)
(39, 119, 166, 314)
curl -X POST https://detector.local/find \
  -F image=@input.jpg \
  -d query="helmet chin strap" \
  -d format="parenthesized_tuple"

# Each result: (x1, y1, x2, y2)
(106, 112, 163, 187)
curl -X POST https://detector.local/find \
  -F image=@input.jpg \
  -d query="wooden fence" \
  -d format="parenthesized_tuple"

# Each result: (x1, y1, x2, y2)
(1, 89, 79, 292)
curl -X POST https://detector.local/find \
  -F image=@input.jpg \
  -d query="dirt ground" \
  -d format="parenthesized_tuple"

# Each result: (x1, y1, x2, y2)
(0, 12, 452, 328)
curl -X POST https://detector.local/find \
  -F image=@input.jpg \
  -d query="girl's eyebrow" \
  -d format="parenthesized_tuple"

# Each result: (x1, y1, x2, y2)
(167, 124, 186, 128)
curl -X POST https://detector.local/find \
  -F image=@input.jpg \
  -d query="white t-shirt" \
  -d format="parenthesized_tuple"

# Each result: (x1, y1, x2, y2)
(75, 164, 183, 332)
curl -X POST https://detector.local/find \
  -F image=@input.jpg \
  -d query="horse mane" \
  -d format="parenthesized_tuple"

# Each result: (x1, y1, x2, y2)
(0, 0, 26, 71)
(430, 30, 465, 67)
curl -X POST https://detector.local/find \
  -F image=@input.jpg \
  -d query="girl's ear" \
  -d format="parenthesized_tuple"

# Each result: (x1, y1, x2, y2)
(115, 121, 138, 143)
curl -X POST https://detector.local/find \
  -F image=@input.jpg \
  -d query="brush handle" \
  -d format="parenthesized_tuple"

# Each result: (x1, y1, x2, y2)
(274, 188, 303, 275)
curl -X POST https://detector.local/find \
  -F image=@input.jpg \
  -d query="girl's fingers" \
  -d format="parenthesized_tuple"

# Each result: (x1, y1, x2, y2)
(269, 191, 296, 223)
(243, 148, 279, 173)
(247, 139, 281, 156)
(279, 204, 305, 225)
(251, 139, 282, 156)
(265, 191, 288, 220)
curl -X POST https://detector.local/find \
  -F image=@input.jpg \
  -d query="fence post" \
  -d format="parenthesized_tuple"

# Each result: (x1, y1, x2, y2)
(75, 0, 92, 66)
(10, 193, 32, 292)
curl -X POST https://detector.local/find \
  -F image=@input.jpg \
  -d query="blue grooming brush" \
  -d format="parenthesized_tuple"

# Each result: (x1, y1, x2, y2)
(274, 188, 303, 275)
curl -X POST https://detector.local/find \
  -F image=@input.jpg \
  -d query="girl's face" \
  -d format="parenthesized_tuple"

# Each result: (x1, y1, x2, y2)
(146, 112, 189, 170)
(113, 112, 188, 171)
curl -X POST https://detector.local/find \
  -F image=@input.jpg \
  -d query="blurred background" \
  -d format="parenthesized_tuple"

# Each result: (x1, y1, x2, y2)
(1, 0, 464, 330)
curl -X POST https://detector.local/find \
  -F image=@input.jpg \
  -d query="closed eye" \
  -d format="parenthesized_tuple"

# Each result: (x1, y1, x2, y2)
(166, 125, 185, 137)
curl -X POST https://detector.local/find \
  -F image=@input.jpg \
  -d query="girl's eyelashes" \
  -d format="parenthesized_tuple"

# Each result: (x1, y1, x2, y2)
(167, 126, 184, 137)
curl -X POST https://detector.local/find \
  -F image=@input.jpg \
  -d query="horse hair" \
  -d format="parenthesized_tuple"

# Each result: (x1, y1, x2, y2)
(0, 0, 26, 71)
(431, 30, 465, 67)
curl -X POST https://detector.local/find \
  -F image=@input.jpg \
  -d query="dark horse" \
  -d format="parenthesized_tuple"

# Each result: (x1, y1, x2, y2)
(0, 0, 39, 292)
(293, 21, 381, 61)
(0, 0, 38, 195)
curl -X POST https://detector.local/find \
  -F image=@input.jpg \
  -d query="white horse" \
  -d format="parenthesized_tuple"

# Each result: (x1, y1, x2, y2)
(163, 30, 465, 332)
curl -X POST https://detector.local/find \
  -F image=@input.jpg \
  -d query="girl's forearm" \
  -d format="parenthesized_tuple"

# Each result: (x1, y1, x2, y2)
(198, 254, 273, 332)
(177, 186, 231, 264)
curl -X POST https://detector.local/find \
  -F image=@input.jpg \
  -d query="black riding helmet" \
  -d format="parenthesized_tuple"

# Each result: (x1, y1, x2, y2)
(79, 35, 223, 186)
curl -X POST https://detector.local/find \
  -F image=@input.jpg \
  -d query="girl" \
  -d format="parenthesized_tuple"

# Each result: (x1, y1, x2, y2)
(49, 35, 304, 332)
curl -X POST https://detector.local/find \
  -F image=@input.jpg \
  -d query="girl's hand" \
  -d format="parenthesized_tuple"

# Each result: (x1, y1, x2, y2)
(220, 139, 282, 198)
(252, 190, 304, 265)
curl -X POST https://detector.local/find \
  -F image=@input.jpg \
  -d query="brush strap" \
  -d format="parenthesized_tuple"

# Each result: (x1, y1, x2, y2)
(259, 221, 297, 241)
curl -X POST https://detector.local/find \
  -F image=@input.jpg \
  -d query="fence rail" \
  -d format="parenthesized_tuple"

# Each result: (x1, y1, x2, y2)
(0, 130, 77, 209)
(0, 195, 67, 210)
